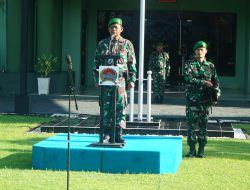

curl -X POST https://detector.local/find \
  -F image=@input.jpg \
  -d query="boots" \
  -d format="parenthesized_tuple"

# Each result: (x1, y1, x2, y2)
(197, 144, 205, 158)
(102, 134, 110, 143)
(185, 143, 196, 157)
(115, 127, 125, 143)
(102, 128, 110, 143)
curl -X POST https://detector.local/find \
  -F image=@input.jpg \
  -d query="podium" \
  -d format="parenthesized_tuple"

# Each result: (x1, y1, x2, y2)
(89, 54, 125, 148)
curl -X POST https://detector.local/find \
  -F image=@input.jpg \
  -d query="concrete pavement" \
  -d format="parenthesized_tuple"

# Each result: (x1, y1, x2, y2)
(0, 89, 249, 120)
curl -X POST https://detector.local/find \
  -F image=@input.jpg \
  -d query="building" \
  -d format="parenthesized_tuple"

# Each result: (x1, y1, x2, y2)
(0, 0, 250, 96)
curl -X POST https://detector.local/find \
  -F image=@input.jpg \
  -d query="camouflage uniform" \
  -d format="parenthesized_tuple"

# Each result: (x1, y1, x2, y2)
(148, 51, 170, 102)
(93, 36, 137, 138)
(184, 59, 220, 153)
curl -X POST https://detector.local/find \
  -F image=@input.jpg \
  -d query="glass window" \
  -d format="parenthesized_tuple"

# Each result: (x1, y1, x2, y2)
(97, 11, 237, 83)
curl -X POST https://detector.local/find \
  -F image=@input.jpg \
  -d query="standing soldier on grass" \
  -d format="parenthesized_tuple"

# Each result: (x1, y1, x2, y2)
(184, 41, 221, 158)
(148, 42, 170, 103)
(93, 18, 137, 143)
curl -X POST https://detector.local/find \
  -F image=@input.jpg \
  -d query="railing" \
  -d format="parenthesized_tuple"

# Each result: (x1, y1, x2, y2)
(129, 70, 152, 122)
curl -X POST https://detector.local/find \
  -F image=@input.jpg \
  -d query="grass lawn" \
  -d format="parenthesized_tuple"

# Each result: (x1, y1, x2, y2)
(0, 115, 250, 190)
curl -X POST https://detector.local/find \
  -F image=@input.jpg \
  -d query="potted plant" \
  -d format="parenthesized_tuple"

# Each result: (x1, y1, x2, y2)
(35, 54, 57, 95)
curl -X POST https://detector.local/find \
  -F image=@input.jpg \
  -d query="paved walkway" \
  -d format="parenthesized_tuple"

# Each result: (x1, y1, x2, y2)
(1, 89, 250, 120)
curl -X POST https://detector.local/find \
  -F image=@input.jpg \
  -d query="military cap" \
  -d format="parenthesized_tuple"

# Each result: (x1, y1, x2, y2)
(153, 42, 167, 48)
(193, 41, 207, 51)
(108, 18, 123, 28)
(155, 42, 165, 47)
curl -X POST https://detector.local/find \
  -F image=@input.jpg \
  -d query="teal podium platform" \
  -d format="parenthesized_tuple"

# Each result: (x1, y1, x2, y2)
(32, 134, 183, 174)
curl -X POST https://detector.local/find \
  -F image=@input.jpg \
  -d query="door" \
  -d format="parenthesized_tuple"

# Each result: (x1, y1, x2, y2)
(96, 10, 236, 89)
(145, 11, 236, 88)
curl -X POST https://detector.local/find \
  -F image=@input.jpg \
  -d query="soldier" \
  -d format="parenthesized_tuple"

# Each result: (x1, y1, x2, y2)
(93, 18, 137, 143)
(184, 41, 220, 158)
(148, 42, 170, 103)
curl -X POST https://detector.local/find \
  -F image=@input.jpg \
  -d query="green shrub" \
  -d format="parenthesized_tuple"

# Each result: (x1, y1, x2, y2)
(35, 54, 57, 77)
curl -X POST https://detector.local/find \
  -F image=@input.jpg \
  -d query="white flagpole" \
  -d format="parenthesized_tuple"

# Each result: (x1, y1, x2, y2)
(138, 0, 145, 121)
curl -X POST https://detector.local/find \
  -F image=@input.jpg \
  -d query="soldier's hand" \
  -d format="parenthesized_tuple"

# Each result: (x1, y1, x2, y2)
(95, 83, 100, 88)
(204, 80, 213, 87)
(128, 82, 135, 89)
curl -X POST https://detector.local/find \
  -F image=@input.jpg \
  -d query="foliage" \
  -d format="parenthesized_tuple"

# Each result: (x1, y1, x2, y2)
(35, 54, 57, 78)
(0, 115, 250, 190)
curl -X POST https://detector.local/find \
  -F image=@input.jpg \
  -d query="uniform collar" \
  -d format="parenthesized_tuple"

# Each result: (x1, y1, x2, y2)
(110, 36, 124, 43)
(195, 59, 208, 66)
(156, 50, 164, 54)
(117, 36, 124, 43)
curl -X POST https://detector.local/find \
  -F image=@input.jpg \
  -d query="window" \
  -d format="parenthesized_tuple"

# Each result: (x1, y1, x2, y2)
(97, 11, 237, 84)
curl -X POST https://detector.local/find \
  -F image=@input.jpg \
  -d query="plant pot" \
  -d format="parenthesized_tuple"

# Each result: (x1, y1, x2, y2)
(37, 77, 50, 95)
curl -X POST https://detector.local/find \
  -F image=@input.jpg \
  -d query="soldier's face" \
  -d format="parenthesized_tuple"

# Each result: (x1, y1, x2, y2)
(108, 24, 123, 37)
(156, 45, 163, 52)
(195, 47, 207, 59)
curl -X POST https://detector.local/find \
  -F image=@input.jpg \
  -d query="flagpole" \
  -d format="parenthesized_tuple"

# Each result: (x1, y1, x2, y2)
(138, 0, 145, 121)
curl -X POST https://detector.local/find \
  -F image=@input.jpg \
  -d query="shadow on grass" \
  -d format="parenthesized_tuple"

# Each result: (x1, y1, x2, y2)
(183, 139, 250, 161)
(0, 136, 50, 169)
(1, 136, 49, 146)
(0, 152, 32, 169)
(1, 137, 249, 170)
(207, 140, 250, 160)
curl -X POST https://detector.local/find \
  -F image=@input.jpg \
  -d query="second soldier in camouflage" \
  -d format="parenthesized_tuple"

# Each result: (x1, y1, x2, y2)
(184, 41, 221, 158)
(148, 42, 170, 103)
